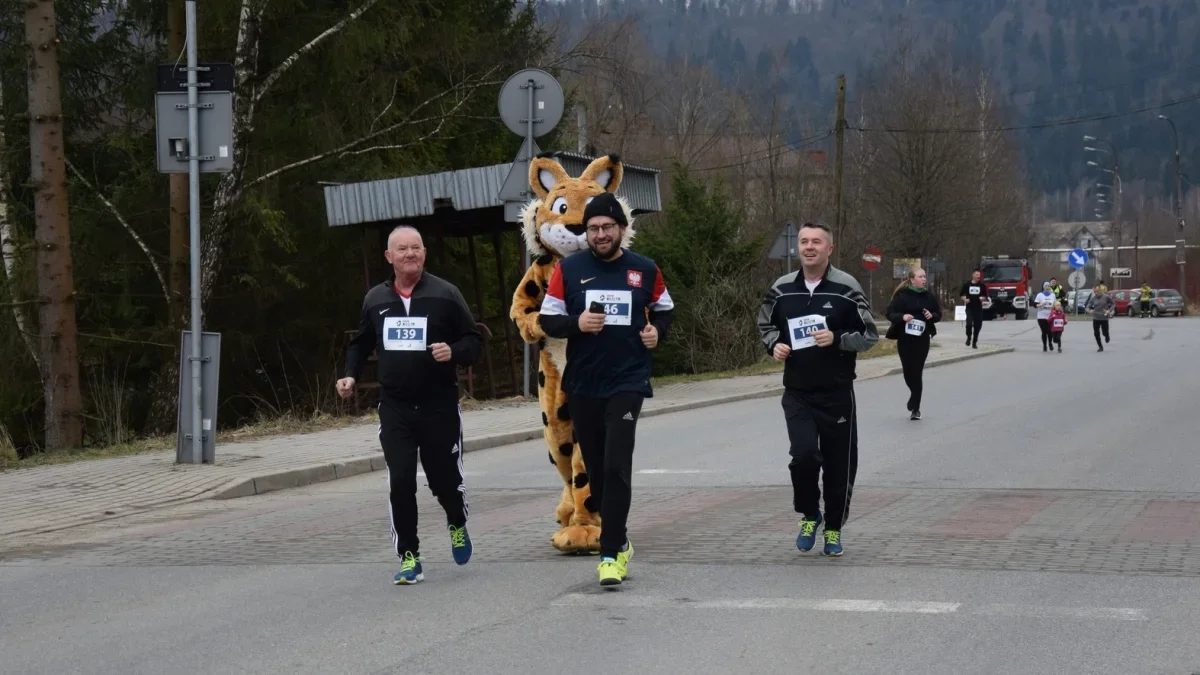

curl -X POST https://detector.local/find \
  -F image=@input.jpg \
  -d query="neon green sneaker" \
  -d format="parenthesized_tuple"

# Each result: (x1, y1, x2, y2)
(598, 540, 633, 586)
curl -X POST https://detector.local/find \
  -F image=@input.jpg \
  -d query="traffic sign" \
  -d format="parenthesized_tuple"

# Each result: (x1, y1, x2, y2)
(1109, 267, 1132, 278)
(862, 246, 882, 270)
(1068, 248, 1089, 269)
(1068, 270, 1087, 289)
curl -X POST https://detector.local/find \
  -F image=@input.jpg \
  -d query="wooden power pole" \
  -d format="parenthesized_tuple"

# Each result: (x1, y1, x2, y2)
(25, 0, 83, 449)
(833, 74, 846, 264)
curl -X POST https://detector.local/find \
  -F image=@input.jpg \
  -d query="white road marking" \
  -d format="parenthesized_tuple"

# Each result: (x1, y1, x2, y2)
(551, 594, 1149, 621)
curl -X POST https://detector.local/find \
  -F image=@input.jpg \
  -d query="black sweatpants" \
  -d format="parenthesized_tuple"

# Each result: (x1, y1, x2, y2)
(897, 336, 931, 412)
(782, 387, 858, 531)
(569, 392, 644, 558)
(1093, 320, 1110, 348)
(964, 306, 983, 345)
(378, 397, 467, 559)
(1037, 318, 1052, 349)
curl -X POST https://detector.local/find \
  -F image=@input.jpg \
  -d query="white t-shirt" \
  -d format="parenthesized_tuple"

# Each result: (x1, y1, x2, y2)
(804, 279, 820, 293)
(1034, 291, 1055, 320)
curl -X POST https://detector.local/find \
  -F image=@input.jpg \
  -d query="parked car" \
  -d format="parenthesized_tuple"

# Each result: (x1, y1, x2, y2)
(1065, 289, 1093, 313)
(1148, 288, 1186, 317)
(1110, 289, 1137, 315)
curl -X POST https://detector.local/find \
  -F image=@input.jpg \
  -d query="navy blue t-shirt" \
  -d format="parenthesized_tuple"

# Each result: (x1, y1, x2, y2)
(539, 249, 674, 398)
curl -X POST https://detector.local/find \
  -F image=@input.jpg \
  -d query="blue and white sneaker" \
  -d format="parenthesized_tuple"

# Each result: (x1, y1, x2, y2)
(394, 551, 423, 585)
(796, 512, 823, 552)
(449, 524, 472, 565)
(823, 530, 843, 556)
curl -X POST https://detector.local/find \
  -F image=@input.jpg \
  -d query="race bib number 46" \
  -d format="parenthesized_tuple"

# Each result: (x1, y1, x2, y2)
(788, 314, 828, 349)
(585, 289, 633, 326)
(383, 316, 428, 351)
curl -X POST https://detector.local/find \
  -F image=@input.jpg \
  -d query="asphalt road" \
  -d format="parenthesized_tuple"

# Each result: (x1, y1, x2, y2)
(3, 317, 1199, 675)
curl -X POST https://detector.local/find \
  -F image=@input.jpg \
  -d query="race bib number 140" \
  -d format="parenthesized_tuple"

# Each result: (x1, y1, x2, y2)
(585, 290, 633, 326)
(383, 316, 428, 351)
(788, 314, 828, 350)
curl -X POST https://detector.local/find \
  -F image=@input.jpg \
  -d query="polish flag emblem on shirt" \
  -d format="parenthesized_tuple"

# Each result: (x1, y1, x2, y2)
(627, 270, 643, 287)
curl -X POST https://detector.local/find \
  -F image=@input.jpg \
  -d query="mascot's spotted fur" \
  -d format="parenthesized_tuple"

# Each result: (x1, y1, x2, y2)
(509, 153, 636, 553)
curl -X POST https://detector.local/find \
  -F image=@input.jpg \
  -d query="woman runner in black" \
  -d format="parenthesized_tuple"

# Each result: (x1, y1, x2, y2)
(885, 267, 941, 420)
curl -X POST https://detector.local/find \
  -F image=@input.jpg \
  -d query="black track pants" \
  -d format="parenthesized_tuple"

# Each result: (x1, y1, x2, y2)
(1093, 320, 1109, 348)
(568, 392, 645, 558)
(965, 306, 983, 344)
(898, 336, 931, 412)
(1037, 318, 1051, 348)
(781, 387, 858, 531)
(378, 398, 467, 559)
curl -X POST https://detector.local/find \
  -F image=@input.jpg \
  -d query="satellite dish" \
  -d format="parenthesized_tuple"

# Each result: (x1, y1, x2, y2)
(497, 68, 564, 138)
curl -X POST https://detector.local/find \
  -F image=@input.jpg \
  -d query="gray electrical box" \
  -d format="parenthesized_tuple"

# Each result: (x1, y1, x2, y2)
(154, 91, 235, 173)
(176, 331, 222, 464)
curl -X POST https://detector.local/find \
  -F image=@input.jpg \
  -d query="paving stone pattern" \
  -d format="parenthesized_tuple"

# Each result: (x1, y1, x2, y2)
(0, 342, 1006, 539)
(5, 486, 1200, 578)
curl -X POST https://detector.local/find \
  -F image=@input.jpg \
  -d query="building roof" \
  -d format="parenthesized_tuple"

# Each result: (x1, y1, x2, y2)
(322, 152, 662, 230)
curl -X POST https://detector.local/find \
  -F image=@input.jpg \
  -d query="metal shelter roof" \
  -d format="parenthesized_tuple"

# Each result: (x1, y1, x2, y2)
(322, 151, 662, 234)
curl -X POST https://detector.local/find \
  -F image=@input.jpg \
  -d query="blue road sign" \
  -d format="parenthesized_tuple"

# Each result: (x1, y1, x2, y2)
(1068, 248, 1089, 269)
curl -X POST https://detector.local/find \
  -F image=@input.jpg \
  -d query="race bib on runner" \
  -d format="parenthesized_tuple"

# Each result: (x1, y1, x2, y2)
(382, 316, 427, 351)
(1053, 318, 1064, 329)
(585, 289, 633, 326)
(969, 286, 980, 295)
(905, 319, 926, 336)
(788, 314, 828, 350)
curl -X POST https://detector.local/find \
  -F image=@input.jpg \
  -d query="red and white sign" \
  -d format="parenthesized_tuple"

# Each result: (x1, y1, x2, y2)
(626, 270, 643, 287)
(862, 246, 883, 270)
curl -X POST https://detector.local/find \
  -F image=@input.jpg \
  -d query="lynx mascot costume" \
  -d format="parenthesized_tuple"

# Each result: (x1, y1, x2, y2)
(509, 153, 635, 553)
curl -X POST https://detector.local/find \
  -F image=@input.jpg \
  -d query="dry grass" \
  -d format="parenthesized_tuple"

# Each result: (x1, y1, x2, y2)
(1, 338, 915, 471)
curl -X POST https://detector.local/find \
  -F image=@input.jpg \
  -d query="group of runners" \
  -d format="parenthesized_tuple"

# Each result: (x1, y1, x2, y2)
(335, 213, 886, 587)
(333, 206, 1141, 587)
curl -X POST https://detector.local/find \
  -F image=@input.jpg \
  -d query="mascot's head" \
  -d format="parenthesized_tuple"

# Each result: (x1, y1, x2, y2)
(521, 153, 636, 258)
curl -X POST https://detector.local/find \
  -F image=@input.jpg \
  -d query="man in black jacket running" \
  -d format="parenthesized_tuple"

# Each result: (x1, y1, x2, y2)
(338, 225, 483, 586)
(538, 191, 674, 587)
(757, 221, 878, 557)
(960, 269, 986, 348)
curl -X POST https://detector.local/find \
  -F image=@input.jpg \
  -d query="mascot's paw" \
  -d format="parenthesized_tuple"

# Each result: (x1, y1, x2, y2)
(551, 525, 601, 554)
(554, 500, 575, 527)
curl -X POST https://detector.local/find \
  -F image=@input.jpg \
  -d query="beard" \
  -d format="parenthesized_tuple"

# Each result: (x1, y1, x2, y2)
(588, 232, 624, 260)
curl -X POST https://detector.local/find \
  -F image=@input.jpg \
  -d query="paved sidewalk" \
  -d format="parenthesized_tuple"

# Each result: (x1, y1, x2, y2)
(0, 340, 1009, 540)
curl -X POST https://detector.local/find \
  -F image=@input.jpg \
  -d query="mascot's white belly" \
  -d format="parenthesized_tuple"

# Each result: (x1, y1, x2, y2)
(544, 336, 568, 374)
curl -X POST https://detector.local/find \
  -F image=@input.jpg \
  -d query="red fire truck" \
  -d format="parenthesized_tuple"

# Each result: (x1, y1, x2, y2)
(980, 255, 1033, 320)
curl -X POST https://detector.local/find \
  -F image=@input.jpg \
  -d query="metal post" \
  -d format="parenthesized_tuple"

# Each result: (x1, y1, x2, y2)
(520, 79, 536, 399)
(785, 223, 793, 274)
(185, 0, 203, 463)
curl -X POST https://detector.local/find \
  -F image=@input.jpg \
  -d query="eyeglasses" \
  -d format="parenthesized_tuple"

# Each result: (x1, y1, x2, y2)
(586, 223, 619, 235)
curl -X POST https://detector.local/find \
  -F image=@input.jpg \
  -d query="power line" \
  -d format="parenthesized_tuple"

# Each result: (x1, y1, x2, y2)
(847, 91, 1200, 134)
(692, 130, 834, 172)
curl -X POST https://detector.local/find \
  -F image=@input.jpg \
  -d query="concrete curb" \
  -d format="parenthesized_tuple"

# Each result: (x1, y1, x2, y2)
(212, 345, 1013, 499)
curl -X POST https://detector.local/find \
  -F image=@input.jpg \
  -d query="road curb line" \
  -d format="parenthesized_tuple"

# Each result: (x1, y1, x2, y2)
(211, 345, 1012, 500)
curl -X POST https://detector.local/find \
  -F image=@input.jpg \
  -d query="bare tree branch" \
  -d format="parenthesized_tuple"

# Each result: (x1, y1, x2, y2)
(246, 70, 500, 188)
(0, 79, 42, 372)
(65, 160, 170, 306)
(255, 0, 383, 104)
(370, 80, 399, 133)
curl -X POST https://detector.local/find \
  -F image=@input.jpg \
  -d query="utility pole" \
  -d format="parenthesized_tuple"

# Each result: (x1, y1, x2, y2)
(1160, 115, 1187, 305)
(167, 0, 188, 327)
(25, 0, 83, 449)
(833, 74, 846, 265)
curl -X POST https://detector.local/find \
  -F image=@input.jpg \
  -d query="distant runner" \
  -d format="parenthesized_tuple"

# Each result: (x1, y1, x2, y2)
(1034, 282, 1056, 352)
(1048, 301, 1067, 353)
(1087, 284, 1114, 352)
(959, 269, 985, 349)
(886, 267, 941, 420)
(339, 225, 483, 586)
(758, 221, 879, 558)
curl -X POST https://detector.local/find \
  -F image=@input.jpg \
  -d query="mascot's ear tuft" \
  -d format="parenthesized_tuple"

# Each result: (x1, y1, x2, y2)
(529, 157, 570, 200)
(580, 153, 624, 194)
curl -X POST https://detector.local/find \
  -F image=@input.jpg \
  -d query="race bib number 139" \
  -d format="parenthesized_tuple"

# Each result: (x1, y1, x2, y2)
(585, 290, 633, 326)
(788, 314, 828, 350)
(383, 316, 428, 351)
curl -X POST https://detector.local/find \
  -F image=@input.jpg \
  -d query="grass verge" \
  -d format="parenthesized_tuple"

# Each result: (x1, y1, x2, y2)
(2, 339, 918, 471)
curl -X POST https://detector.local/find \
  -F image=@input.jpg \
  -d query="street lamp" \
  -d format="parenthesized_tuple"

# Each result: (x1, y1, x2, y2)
(1085, 137, 1123, 287)
(1159, 113, 1187, 304)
